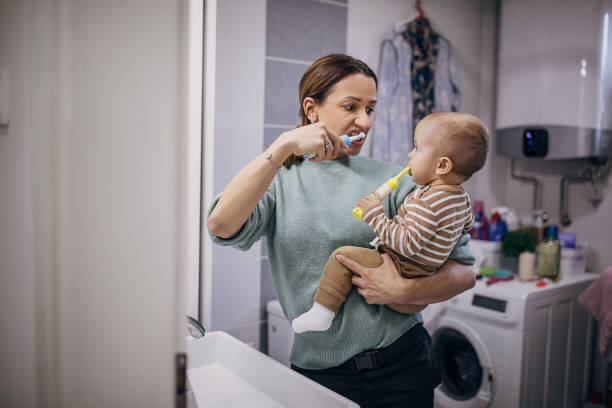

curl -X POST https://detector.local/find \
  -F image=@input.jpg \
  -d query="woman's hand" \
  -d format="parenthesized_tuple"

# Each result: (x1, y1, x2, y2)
(335, 253, 476, 305)
(337, 253, 406, 304)
(280, 122, 348, 161)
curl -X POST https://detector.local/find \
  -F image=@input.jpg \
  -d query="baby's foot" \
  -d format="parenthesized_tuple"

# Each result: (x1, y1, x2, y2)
(291, 302, 336, 333)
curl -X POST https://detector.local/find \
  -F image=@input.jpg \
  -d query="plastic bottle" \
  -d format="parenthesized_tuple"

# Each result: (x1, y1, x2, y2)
(505, 209, 519, 231)
(518, 251, 536, 280)
(489, 207, 508, 241)
(537, 225, 561, 282)
(470, 200, 489, 241)
(532, 209, 549, 244)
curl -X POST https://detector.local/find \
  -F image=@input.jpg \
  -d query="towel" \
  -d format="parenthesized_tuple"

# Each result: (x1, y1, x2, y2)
(578, 266, 612, 359)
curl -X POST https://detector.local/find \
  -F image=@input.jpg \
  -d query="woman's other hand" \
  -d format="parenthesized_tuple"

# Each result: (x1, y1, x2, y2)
(280, 122, 348, 161)
(335, 254, 476, 305)
(336, 253, 405, 304)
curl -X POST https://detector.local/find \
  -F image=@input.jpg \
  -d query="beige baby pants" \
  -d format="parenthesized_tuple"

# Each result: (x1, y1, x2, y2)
(314, 245, 435, 314)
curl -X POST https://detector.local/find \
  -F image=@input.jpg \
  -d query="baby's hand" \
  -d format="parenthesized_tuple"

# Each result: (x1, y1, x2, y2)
(358, 191, 382, 215)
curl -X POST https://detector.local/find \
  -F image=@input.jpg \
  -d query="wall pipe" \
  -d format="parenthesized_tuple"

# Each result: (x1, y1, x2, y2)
(559, 175, 591, 227)
(510, 159, 541, 211)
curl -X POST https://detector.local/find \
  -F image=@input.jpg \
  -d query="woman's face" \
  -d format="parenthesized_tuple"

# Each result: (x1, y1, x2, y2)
(311, 73, 377, 157)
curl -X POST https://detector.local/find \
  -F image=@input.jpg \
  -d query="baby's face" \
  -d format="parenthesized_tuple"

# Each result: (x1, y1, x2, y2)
(408, 119, 441, 185)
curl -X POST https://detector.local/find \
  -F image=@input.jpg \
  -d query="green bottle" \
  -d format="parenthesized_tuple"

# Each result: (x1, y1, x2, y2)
(537, 225, 561, 282)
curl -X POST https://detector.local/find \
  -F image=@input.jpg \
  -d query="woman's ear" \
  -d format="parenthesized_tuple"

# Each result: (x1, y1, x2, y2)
(436, 157, 453, 175)
(303, 97, 318, 124)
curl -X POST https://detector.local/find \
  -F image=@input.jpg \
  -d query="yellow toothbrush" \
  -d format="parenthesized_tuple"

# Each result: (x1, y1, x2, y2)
(352, 166, 411, 220)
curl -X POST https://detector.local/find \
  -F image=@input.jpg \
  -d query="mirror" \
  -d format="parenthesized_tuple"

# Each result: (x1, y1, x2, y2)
(199, 0, 610, 406)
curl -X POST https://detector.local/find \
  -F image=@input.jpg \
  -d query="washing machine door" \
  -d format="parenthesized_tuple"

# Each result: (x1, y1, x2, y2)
(432, 316, 494, 408)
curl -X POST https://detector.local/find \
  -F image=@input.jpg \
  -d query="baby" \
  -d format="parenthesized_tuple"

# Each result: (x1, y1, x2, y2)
(292, 112, 489, 333)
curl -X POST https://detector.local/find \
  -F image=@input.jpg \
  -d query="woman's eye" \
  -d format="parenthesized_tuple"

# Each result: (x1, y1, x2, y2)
(366, 107, 375, 115)
(343, 104, 355, 112)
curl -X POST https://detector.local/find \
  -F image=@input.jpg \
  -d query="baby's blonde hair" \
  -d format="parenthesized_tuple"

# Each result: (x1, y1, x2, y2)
(422, 112, 489, 180)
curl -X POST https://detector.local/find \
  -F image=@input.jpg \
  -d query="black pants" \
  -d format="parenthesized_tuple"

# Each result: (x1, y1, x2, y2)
(292, 323, 440, 408)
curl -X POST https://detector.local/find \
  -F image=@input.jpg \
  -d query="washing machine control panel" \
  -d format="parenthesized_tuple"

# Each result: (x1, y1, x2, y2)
(472, 294, 507, 313)
(447, 288, 523, 326)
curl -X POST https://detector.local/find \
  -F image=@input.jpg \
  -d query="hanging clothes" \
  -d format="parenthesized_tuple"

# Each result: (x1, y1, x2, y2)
(403, 18, 439, 127)
(372, 25, 461, 165)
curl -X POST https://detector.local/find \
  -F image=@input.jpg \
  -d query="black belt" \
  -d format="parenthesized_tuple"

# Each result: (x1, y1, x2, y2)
(336, 323, 427, 372)
(339, 349, 384, 371)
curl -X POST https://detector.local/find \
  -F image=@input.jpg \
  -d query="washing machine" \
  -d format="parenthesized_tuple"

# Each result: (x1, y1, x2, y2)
(427, 274, 596, 408)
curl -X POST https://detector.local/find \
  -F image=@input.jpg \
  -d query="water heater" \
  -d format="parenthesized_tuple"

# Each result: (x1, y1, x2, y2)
(496, 0, 612, 160)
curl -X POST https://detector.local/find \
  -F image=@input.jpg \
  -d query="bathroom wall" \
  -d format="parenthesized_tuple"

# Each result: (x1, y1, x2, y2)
(206, 0, 267, 348)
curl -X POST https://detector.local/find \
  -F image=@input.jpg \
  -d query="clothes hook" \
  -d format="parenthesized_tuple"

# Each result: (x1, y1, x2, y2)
(415, 0, 427, 20)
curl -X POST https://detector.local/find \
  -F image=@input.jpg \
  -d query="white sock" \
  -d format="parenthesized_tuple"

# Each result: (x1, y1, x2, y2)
(291, 301, 336, 333)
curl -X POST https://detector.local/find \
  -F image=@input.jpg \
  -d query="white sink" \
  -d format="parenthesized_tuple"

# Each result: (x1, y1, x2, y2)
(187, 331, 359, 408)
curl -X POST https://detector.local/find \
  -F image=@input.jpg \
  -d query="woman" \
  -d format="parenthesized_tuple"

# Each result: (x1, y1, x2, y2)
(208, 54, 475, 407)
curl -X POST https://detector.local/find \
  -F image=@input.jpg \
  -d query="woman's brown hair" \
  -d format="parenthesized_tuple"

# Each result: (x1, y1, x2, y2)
(283, 54, 377, 168)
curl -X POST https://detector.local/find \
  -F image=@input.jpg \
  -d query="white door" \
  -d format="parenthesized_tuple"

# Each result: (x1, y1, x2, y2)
(0, 1, 200, 406)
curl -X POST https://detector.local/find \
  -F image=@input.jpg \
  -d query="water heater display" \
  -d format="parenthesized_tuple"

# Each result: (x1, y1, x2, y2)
(523, 128, 548, 157)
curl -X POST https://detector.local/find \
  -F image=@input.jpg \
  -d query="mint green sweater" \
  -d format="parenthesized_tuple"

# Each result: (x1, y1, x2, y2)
(208, 156, 474, 369)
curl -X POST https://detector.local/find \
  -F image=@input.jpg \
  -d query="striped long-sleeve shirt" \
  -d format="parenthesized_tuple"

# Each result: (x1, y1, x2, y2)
(363, 184, 474, 269)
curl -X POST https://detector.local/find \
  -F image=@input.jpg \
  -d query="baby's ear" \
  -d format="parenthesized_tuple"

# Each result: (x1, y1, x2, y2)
(436, 157, 453, 175)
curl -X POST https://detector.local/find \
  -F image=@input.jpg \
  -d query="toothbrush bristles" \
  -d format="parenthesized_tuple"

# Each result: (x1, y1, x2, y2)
(348, 132, 366, 141)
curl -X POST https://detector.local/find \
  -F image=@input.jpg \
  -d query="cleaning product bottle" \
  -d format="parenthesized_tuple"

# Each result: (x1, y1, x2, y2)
(489, 210, 500, 240)
(537, 225, 561, 282)
(532, 209, 549, 244)
(505, 208, 519, 231)
(470, 200, 489, 241)
(489, 207, 508, 241)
